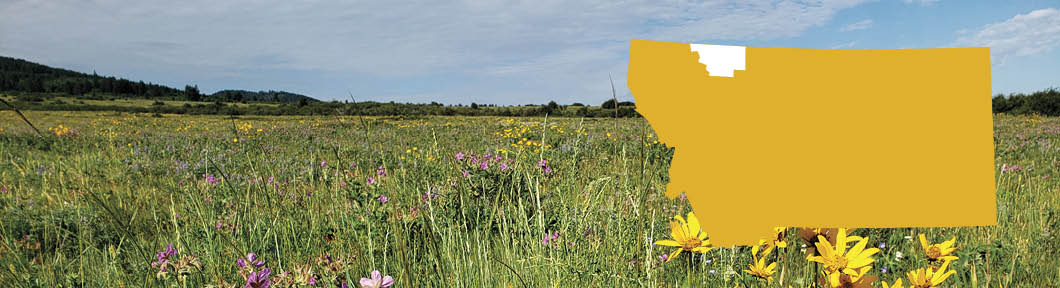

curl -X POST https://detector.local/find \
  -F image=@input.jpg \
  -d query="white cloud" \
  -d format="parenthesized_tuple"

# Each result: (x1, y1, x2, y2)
(954, 8, 1060, 63)
(903, 0, 940, 6)
(0, 0, 870, 103)
(840, 19, 873, 32)
(830, 41, 858, 49)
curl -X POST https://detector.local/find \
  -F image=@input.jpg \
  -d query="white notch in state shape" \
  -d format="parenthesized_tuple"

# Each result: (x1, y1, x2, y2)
(689, 44, 746, 78)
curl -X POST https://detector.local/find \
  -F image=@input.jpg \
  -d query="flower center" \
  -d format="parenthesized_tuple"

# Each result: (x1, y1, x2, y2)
(682, 239, 702, 250)
(927, 246, 942, 259)
(825, 256, 849, 271)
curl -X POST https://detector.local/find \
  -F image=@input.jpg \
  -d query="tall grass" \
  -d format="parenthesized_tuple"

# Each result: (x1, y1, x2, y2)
(0, 111, 1056, 287)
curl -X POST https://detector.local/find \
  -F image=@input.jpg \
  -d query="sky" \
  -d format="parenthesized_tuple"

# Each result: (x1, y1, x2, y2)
(2, 0, 1058, 105)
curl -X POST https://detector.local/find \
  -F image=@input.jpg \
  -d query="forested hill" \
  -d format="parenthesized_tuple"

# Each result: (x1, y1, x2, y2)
(209, 90, 316, 103)
(0, 55, 317, 103)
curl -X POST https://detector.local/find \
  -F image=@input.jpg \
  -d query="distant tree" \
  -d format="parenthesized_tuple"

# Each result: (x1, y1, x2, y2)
(570, 102, 584, 107)
(601, 99, 617, 109)
(185, 85, 201, 101)
(471, 102, 479, 109)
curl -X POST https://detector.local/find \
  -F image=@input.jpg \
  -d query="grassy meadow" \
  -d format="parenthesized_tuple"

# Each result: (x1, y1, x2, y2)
(0, 111, 1057, 287)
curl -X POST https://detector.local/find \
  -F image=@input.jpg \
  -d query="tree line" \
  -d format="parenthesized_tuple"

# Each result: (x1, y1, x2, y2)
(993, 88, 1060, 116)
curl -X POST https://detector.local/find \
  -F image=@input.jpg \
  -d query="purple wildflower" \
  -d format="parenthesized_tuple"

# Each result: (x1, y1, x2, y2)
(658, 254, 669, 263)
(267, 177, 274, 183)
(203, 174, 221, 185)
(499, 162, 509, 171)
(244, 267, 272, 288)
(367, 177, 376, 185)
(541, 231, 560, 246)
(881, 266, 889, 273)
(237, 253, 265, 268)
(321, 160, 327, 167)
(359, 270, 394, 288)
(376, 195, 389, 204)
(376, 166, 387, 176)
(461, 170, 470, 178)
(340, 181, 346, 188)
(1002, 164, 1022, 173)
(151, 244, 178, 271)
(308, 277, 318, 285)
(479, 161, 489, 170)
(0, 186, 7, 192)
(455, 152, 465, 161)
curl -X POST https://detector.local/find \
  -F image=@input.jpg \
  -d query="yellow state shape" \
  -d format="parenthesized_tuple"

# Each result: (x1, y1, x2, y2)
(628, 39, 996, 247)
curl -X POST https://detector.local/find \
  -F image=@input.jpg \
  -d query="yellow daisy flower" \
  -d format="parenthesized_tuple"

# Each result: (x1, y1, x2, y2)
(882, 278, 905, 288)
(822, 267, 876, 288)
(808, 228, 879, 276)
(744, 240, 777, 281)
(770, 227, 788, 249)
(906, 259, 956, 288)
(654, 212, 712, 262)
(918, 234, 958, 262)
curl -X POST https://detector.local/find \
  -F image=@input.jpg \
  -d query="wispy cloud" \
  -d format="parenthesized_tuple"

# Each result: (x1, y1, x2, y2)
(830, 41, 858, 49)
(953, 8, 1060, 64)
(903, 0, 941, 6)
(840, 19, 873, 32)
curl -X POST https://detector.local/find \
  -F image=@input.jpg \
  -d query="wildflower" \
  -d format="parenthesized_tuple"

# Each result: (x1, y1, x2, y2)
(151, 244, 179, 271)
(455, 152, 465, 160)
(1, 186, 7, 191)
(376, 166, 387, 176)
(376, 195, 388, 204)
(808, 228, 879, 278)
(461, 170, 470, 178)
(237, 253, 265, 268)
(267, 177, 274, 183)
(799, 228, 836, 256)
(367, 177, 375, 185)
(499, 162, 509, 171)
(657, 254, 669, 263)
(654, 211, 712, 262)
(541, 231, 560, 246)
(321, 160, 327, 167)
(744, 241, 777, 281)
(245, 267, 272, 288)
(895, 251, 904, 261)
(359, 270, 394, 288)
(1001, 164, 1022, 173)
(822, 267, 876, 288)
(479, 161, 489, 170)
(918, 234, 958, 262)
(906, 259, 955, 288)
(769, 227, 788, 249)
(882, 279, 905, 288)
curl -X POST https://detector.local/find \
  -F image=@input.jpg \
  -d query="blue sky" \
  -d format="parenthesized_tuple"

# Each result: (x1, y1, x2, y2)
(2, 0, 1058, 105)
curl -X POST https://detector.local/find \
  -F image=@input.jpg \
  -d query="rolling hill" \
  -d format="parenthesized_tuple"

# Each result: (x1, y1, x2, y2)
(0, 55, 317, 103)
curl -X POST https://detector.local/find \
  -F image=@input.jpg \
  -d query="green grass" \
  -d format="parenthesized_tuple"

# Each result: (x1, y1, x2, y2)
(0, 111, 1056, 287)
